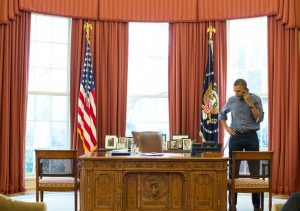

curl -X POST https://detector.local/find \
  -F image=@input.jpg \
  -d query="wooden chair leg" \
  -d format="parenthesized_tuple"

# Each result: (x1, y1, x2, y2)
(269, 192, 272, 211)
(232, 191, 235, 211)
(40, 191, 44, 202)
(261, 192, 264, 210)
(36, 189, 39, 202)
(75, 190, 77, 211)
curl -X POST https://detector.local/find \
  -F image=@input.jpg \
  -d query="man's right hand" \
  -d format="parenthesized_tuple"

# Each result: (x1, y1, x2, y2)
(226, 127, 236, 136)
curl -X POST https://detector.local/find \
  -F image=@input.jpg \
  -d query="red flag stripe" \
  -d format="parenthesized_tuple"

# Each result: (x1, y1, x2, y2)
(78, 88, 97, 150)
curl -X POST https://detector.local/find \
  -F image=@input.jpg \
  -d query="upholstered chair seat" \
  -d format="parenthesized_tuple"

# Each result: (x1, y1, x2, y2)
(228, 178, 269, 189)
(39, 177, 80, 189)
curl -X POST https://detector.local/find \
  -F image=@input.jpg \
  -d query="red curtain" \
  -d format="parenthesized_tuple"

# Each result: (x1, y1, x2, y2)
(98, 0, 198, 22)
(70, 20, 128, 154)
(197, 0, 278, 21)
(0, 0, 20, 24)
(19, 0, 99, 20)
(16, 0, 299, 28)
(0, 12, 30, 194)
(168, 21, 227, 143)
(268, 16, 300, 194)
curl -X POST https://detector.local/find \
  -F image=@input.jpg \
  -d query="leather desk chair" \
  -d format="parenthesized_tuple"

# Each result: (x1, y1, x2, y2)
(132, 131, 163, 153)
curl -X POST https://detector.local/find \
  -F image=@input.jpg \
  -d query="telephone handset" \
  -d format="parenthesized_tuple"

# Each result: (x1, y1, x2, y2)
(244, 87, 249, 93)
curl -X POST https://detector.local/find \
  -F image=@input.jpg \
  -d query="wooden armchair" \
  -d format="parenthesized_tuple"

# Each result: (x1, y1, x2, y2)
(35, 149, 79, 211)
(228, 151, 274, 211)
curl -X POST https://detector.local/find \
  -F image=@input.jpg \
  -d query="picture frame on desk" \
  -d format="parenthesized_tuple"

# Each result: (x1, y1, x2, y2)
(169, 140, 178, 149)
(119, 137, 126, 144)
(117, 142, 126, 149)
(125, 137, 134, 148)
(118, 137, 128, 149)
(182, 139, 192, 150)
(162, 134, 167, 150)
(105, 135, 118, 149)
(172, 134, 189, 140)
(177, 139, 183, 149)
(171, 135, 188, 149)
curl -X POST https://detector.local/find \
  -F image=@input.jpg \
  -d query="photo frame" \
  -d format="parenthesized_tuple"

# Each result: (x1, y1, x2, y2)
(177, 139, 183, 149)
(169, 140, 178, 149)
(172, 134, 189, 140)
(105, 135, 118, 149)
(171, 135, 188, 149)
(117, 142, 126, 149)
(162, 134, 167, 150)
(125, 137, 134, 148)
(182, 139, 192, 150)
(118, 137, 127, 144)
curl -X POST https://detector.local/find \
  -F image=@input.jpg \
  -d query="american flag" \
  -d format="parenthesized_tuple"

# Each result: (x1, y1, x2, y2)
(77, 40, 97, 152)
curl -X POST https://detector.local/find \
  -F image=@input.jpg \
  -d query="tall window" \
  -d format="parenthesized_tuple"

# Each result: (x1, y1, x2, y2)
(126, 23, 169, 138)
(25, 14, 71, 174)
(226, 17, 268, 151)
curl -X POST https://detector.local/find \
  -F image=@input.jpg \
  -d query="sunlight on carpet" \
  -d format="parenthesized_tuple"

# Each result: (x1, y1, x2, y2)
(233, 193, 287, 211)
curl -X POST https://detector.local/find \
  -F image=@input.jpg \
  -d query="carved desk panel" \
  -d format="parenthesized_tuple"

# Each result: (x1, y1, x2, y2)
(79, 152, 229, 211)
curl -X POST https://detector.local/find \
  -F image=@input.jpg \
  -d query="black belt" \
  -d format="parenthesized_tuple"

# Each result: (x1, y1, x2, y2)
(235, 130, 257, 135)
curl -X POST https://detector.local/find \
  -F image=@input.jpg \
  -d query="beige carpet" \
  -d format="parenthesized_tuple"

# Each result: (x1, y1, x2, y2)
(8, 191, 287, 211)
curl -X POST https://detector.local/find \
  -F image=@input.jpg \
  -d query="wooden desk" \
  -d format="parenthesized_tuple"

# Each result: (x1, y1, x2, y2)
(79, 152, 229, 211)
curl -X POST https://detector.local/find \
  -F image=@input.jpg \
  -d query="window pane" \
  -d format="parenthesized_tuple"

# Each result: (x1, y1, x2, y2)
(126, 23, 169, 138)
(51, 122, 68, 147)
(51, 43, 69, 68)
(28, 67, 51, 91)
(51, 68, 68, 92)
(25, 14, 71, 175)
(227, 17, 268, 94)
(35, 95, 51, 121)
(128, 23, 168, 95)
(52, 96, 68, 121)
(30, 42, 52, 67)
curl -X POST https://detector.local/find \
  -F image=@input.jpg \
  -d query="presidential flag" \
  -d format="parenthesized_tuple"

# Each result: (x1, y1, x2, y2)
(77, 40, 97, 152)
(200, 39, 219, 142)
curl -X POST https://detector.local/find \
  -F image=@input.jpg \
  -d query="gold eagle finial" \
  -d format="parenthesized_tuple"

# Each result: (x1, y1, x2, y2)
(84, 22, 92, 45)
(207, 26, 216, 40)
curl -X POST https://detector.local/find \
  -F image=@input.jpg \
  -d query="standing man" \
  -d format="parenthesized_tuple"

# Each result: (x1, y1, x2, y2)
(219, 79, 264, 211)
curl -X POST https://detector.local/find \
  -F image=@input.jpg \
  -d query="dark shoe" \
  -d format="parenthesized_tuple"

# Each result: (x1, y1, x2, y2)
(254, 205, 262, 211)
(228, 206, 237, 211)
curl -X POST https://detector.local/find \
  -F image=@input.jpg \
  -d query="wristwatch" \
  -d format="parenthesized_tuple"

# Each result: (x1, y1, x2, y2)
(249, 104, 255, 109)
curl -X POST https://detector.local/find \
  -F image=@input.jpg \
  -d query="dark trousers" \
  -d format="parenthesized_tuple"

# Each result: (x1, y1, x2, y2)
(228, 133, 260, 207)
